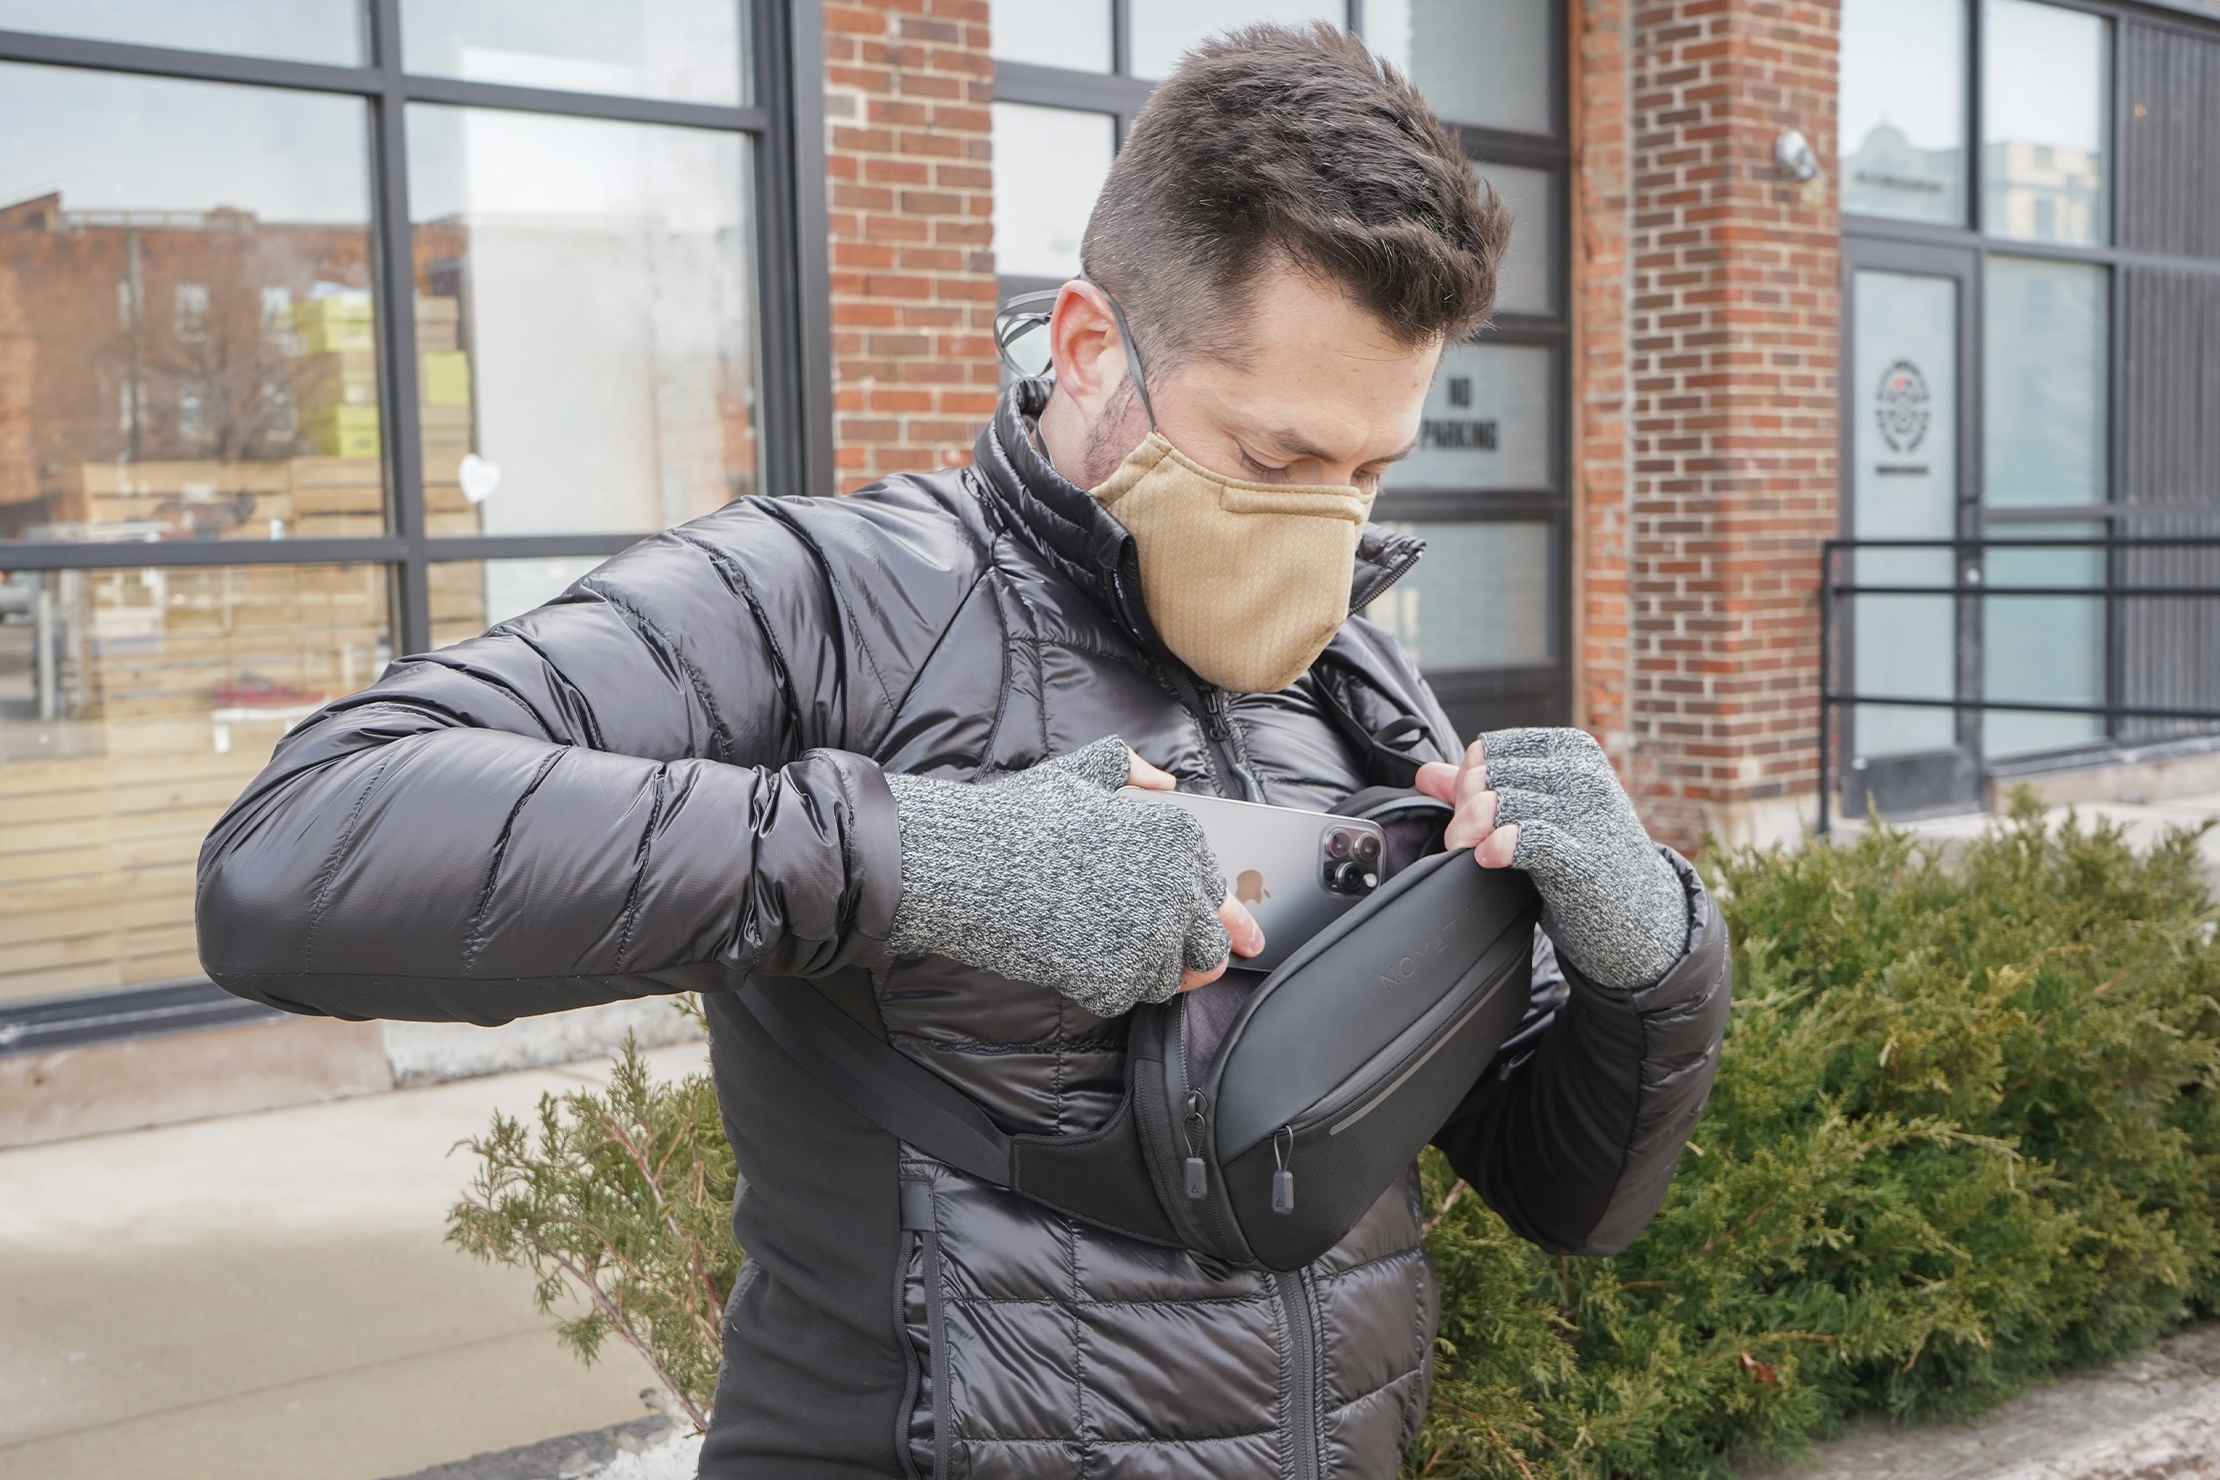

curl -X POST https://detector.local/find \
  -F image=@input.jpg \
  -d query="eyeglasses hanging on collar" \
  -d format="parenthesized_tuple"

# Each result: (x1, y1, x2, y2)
(994, 289, 1061, 379)
(992, 283, 1161, 429)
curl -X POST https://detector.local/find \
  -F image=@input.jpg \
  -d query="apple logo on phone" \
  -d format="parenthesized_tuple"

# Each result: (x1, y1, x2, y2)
(1235, 870, 1270, 905)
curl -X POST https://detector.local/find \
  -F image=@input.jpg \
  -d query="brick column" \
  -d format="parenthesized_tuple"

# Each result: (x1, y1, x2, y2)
(1576, 0, 1842, 851)
(823, 0, 1001, 494)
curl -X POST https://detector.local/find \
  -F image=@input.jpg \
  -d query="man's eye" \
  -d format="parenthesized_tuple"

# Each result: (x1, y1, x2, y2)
(1237, 449, 1288, 478)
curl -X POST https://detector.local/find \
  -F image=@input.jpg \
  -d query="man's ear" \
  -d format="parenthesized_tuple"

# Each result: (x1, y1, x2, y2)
(1047, 281, 1130, 423)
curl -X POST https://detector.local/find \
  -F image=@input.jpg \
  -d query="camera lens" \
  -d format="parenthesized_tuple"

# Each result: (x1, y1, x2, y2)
(1324, 858, 1367, 895)
(1355, 833, 1381, 863)
(1325, 830, 1352, 859)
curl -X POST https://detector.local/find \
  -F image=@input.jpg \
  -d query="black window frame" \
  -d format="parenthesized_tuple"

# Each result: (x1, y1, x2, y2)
(988, 0, 1575, 738)
(0, 0, 832, 656)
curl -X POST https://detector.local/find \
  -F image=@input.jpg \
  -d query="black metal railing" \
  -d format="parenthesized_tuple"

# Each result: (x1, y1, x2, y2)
(1817, 534, 2220, 834)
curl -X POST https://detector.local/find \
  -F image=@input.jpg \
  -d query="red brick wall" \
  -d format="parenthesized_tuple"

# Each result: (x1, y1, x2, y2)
(823, 0, 1001, 494)
(1580, 0, 1842, 848)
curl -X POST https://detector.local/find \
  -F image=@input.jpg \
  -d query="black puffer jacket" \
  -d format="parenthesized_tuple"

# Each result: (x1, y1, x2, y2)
(197, 380, 1730, 1479)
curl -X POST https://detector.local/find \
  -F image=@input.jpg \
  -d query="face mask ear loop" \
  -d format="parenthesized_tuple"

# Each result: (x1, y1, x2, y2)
(1086, 280, 1161, 431)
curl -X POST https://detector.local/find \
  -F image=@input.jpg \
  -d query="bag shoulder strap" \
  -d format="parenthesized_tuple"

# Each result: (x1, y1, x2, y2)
(738, 978, 1012, 1184)
(737, 979, 1193, 1250)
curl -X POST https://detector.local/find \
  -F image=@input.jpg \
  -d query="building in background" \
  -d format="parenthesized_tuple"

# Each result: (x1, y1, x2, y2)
(2, 0, 2216, 1138)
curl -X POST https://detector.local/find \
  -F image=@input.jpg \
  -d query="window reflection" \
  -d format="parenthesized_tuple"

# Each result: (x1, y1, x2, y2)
(991, 104, 1116, 281)
(0, 0, 362, 64)
(406, 105, 758, 538)
(1365, 522, 1552, 668)
(1983, 0, 2109, 246)
(1839, 0, 1967, 224)
(1129, 0, 1343, 80)
(991, 0, 1113, 72)
(0, 64, 382, 544)
(1476, 163, 1553, 315)
(401, 0, 749, 107)
(1984, 256, 2107, 507)
(0, 562, 389, 1002)
(1370, 0, 1555, 133)
(430, 556, 606, 650)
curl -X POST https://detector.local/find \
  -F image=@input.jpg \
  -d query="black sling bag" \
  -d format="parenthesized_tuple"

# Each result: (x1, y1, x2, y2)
(738, 791, 1541, 1273)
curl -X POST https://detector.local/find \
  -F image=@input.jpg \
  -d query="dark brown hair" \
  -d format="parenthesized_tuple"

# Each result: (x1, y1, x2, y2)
(1079, 22, 1510, 374)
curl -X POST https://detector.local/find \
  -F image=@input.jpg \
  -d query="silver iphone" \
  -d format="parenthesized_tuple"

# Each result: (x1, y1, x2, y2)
(1119, 789, 1386, 973)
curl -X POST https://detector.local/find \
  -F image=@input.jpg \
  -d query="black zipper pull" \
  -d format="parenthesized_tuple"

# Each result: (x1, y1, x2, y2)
(1271, 1126, 1295, 1214)
(1183, 1091, 1208, 1200)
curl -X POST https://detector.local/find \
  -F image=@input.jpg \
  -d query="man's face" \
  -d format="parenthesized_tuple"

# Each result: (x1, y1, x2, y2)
(1041, 265, 1443, 493)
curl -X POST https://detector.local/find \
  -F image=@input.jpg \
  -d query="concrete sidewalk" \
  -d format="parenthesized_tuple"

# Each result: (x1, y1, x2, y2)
(0, 1040, 711, 1480)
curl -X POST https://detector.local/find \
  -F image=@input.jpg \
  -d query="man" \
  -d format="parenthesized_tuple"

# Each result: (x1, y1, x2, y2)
(197, 23, 1728, 1479)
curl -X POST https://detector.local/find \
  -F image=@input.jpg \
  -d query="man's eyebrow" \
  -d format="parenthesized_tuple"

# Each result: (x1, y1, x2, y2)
(1263, 431, 1418, 466)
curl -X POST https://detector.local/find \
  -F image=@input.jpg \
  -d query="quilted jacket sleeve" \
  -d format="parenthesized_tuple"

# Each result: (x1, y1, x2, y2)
(195, 510, 906, 1025)
(1431, 848, 1730, 1256)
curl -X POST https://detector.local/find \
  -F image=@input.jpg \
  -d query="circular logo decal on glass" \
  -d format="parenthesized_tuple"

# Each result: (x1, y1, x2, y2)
(1875, 359, 1931, 454)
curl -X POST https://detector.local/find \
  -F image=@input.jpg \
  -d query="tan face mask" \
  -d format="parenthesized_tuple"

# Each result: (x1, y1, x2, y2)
(1077, 284, 1375, 694)
(1090, 433, 1374, 693)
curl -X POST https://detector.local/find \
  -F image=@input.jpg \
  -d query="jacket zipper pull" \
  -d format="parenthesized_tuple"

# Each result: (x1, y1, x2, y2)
(1183, 1091, 1208, 1200)
(1272, 1126, 1295, 1215)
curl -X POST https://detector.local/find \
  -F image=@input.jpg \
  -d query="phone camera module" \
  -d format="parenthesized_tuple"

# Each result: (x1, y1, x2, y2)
(1323, 859, 1379, 895)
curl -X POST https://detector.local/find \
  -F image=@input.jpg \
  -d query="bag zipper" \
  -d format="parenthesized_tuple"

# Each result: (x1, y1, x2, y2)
(1278, 1267, 1323, 1480)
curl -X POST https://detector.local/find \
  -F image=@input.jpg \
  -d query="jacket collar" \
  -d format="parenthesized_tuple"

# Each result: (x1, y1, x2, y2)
(967, 379, 1427, 653)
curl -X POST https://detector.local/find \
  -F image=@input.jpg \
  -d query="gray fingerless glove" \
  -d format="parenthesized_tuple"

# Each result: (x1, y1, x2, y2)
(1482, 727, 1690, 993)
(883, 736, 1232, 1018)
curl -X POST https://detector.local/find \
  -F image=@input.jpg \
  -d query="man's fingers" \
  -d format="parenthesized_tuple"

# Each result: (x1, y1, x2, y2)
(1219, 892, 1265, 959)
(1125, 749, 1177, 791)
(1180, 955, 1231, 992)
(1475, 820, 1520, 869)
(1443, 787, 1499, 852)
(1414, 760, 1459, 803)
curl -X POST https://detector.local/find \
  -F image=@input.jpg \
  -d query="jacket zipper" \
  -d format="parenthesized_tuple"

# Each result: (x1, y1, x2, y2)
(1165, 662, 1262, 802)
(1112, 543, 1263, 801)
(1277, 1267, 1323, 1480)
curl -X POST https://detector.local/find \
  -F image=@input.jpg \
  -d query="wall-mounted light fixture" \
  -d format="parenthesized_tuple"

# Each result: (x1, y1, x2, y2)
(1774, 129, 1821, 182)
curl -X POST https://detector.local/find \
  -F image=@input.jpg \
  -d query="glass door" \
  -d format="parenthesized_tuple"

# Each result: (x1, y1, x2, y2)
(1842, 241, 1981, 816)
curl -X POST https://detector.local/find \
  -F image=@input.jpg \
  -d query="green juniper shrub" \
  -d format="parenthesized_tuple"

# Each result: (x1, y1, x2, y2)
(448, 799, 2219, 1465)
(1407, 796, 2220, 1478)
(446, 1025, 738, 1429)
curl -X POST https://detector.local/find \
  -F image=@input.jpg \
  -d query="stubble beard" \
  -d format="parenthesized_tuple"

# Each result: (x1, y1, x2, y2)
(1074, 379, 1149, 492)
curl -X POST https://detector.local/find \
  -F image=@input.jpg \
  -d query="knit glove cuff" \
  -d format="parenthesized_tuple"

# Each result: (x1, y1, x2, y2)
(884, 737, 1231, 1018)
(1481, 727, 1691, 993)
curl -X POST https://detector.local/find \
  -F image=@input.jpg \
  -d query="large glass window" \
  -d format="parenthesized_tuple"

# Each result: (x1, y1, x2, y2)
(1384, 344, 1554, 492)
(400, 0, 749, 106)
(0, 562, 389, 1004)
(406, 106, 757, 537)
(1369, 0, 1556, 135)
(993, 1, 1114, 72)
(1983, 0, 2109, 246)
(1476, 163, 1556, 316)
(1840, 0, 1967, 223)
(0, 1, 364, 65)
(1366, 522, 1552, 667)
(0, 7, 810, 1028)
(1129, 0, 1344, 79)
(0, 64, 381, 542)
(990, 104, 1117, 282)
